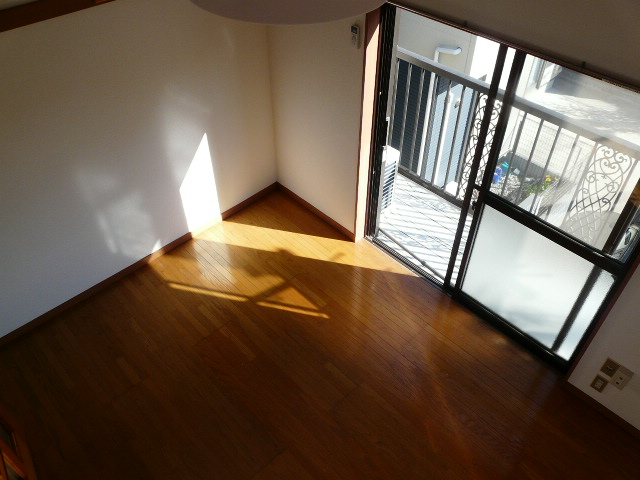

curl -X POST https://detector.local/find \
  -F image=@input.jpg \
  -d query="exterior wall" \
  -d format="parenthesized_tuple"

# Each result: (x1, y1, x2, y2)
(0, 0, 276, 336)
(469, 36, 499, 80)
(402, 0, 640, 86)
(396, 10, 475, 73)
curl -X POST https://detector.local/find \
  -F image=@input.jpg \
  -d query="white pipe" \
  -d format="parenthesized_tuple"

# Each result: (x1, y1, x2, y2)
(433, 45, 462, 63)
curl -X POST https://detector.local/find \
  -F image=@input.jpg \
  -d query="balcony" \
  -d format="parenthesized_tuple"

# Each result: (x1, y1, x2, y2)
(377, 170, 471, 282)
(376, 50, 640, 281)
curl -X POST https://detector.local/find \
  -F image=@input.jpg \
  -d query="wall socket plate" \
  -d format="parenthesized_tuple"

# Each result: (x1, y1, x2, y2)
(600, 357, 620, 377)
(590, 375, 608, 392)
(611, 365, 634, 390)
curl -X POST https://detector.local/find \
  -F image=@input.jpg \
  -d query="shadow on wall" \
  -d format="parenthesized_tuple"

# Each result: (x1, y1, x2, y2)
(0, 0, 275, 335)
(73, 132, 221, 263)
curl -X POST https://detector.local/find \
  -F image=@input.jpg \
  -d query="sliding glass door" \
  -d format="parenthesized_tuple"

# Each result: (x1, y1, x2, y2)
(369, 5, 640, 367)
(371, 7, 507, 284)
(457, 51, 640, 363)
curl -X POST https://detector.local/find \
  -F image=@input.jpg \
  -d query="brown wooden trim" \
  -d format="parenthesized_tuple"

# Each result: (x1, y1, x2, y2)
(0, 183, 279, 348)
(0, 404, 38, 479)
(562, 381, 640, 439)
(0, 0, 115, 33)
(0, 180, 347, 347)
(0, 452, 7, 480)
(276, 183, 356, 241)
(0, 232, 193, 349)
(353, 8, 383, 241)
(221, 183, 279, 220)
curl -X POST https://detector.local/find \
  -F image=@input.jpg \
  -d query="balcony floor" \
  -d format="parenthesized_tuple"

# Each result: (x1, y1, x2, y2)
(377, 173, 471, 283)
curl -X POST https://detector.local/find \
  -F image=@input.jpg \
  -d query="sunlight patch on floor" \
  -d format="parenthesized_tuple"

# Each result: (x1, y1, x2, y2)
(196, 221, 413, 274)
(167, 280, 329, 319)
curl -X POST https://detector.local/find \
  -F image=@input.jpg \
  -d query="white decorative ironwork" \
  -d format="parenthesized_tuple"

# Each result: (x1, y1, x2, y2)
(389, 51, 640, 251)
(457, 94, 503, 202)
(562, 145, 637, 246)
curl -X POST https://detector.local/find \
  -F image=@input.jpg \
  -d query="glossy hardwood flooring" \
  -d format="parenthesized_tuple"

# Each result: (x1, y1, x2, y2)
(1, 191, 640, 479)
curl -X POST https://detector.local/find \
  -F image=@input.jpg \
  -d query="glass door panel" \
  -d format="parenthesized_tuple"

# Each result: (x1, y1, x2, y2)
(461, 206, 615, 359)
(487, 54, 640, 254)
(457, 51, 640, 363)
(374, 8, 511, 284)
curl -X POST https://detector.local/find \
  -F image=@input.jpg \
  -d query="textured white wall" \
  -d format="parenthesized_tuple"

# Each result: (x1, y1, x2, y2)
(0, 0, 276, 336)
(568, 268, 640, 429)
(268, 16, 366, 233)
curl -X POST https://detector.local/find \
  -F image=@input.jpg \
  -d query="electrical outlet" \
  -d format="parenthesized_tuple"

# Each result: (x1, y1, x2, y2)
(600, 357, 620, 377)
(590, 375, 608, 392)
(611, 365, 634, 390)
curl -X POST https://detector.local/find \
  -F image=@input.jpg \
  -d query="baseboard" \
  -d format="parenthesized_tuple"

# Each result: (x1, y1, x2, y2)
(187, 183, 279, 237)
(221, 183, 279, 220)
(276, 183, 356, 242)
(0, 183, 279, 348)
(562, 381, 640, 439)
(0, 232, 193, 348)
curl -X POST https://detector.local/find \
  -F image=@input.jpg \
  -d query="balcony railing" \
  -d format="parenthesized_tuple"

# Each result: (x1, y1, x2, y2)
(388, 49, 640, 251)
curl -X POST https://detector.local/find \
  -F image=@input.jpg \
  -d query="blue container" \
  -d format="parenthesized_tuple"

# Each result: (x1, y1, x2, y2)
(493, 166, 503, 184)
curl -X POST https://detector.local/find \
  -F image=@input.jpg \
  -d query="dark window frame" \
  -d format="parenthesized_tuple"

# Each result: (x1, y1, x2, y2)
(368, 3, 640, 371)
(0, 0, 114, 33)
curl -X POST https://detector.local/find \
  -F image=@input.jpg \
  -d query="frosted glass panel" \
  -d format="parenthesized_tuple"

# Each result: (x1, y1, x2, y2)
(462, 206, 613, 353)
(555, 269, 615, 359)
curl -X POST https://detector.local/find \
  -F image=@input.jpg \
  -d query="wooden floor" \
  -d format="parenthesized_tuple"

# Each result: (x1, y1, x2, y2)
(1, 191, 639, 479)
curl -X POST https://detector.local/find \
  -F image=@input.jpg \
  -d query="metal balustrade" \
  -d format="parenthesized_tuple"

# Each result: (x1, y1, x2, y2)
(387, 50, 640, 251)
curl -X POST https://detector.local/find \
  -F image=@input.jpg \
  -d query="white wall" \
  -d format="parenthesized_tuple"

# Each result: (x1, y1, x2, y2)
(268, 16, 366, 234)
(468, 36, 499, 81)
(0, 0, 276, 336)
(568, 271, 640, 429)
